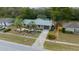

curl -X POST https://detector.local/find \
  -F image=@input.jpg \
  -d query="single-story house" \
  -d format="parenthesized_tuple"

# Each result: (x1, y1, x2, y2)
(23, 18, 54, 30)
(63, 22, 79, 33)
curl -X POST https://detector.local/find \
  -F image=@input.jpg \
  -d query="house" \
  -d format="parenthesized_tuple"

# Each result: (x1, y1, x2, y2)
(23, 18, 54, 30)
(63, 22, 79, 33)
(0, 18, 13, 27)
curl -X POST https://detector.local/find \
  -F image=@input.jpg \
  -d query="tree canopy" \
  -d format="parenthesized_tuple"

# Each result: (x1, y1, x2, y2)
(0, 7, 79, 21)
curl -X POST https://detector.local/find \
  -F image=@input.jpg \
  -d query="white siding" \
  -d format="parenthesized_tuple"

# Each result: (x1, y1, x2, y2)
(74, 28, 79, 33)
(75, 28, 79, 31)
(65, 28, 74, 32)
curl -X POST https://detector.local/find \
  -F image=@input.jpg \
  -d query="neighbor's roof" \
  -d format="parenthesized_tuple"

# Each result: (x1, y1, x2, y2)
(63, 22, 79, 28)
(23, 18, 53, 26)
(0, 18, 14, 23)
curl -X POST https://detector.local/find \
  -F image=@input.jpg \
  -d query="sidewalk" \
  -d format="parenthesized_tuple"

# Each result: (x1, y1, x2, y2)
(46, 40, 79, 46)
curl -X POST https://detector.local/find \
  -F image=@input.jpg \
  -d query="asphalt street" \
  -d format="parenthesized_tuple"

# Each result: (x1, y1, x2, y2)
(0, 40, 46, 51)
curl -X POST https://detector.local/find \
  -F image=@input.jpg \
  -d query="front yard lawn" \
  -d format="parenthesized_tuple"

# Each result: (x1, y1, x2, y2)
(0, 33, 36, 46)
(48, 31, 79, 44)
(44, 41, 79, 51)
(58, 32, 79, 44)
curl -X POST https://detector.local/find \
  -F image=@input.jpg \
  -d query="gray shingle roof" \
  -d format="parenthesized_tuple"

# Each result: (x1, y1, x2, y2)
(0, 18, 14, 23)
(63, 22, 79, 28)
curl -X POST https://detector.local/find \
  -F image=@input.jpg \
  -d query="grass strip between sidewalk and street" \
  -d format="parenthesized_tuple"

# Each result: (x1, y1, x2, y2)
(44, 41, 79, 51)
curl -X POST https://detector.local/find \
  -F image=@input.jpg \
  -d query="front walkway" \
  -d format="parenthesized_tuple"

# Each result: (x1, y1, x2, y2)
(32, 30, 49, 48)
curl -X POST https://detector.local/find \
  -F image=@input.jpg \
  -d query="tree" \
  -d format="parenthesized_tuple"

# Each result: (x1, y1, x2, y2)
(50, 7, 64, 40)
(50, 7, 77, 40)
(36, 7, 51, 19)
(20, 7, 37, 19)
(14, 17, 23, 32)
(28, 21, 37, 30)
(0, 7, 79, 21)
(37, 14, 47, 19)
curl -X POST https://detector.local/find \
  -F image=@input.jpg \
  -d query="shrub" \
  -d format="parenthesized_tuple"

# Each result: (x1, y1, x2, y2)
(62, 28, 65, 33)
(47, 33, 56, 40)
(36, 30, 42, 33)
(3, 28, 11, 32)
(37, 31, 41, 33)
(64, 31, 73, 34)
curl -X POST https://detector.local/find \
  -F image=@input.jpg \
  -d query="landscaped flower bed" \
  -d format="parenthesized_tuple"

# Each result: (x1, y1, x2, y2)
(8, 26, 42, 38)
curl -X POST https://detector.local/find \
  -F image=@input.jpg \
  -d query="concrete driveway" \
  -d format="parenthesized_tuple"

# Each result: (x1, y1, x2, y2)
(0, 40, 46, 51)
(32, 30, 49, 48)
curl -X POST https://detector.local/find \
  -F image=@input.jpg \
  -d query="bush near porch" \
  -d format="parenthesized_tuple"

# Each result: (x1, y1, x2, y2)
(47, 33, 56, 40)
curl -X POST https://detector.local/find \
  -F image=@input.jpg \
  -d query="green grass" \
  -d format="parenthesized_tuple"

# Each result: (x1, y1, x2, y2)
(48, 31, 79, 44)
(44, 41, 79, 51)
(0, 33, 36, 46)
(9, 31, 40, 38)
(58, 32, 79, 44)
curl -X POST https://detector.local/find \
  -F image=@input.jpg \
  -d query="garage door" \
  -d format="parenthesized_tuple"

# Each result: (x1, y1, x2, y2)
(44, 26, 49, 29)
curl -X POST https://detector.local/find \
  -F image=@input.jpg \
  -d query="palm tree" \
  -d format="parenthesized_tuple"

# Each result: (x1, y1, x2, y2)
(28, 21, 37, 32)
(14, 17, 23, 32)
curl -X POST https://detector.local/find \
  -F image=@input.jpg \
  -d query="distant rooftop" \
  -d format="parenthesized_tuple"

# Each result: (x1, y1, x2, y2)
(63, 22, 79, 28)
(0, 18, 14, 23)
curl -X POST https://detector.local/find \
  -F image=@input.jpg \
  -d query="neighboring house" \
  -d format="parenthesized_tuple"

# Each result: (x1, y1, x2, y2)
(23, 18, 54, 30)
(0, 18, 14, 27)
(63, 22, 79, 33)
